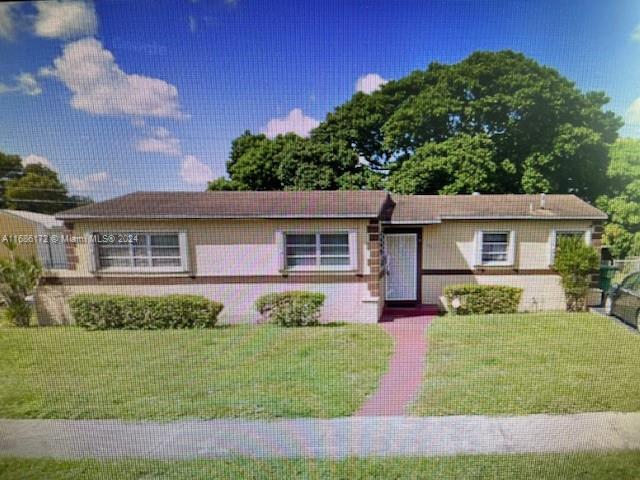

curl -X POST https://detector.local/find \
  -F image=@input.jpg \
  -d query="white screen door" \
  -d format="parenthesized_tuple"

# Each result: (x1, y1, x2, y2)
(384, 233, 417, 301)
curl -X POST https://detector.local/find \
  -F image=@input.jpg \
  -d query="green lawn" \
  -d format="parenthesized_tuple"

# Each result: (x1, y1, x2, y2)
(412, 312, 640, 416)
(2, 452, 640, 479)
(0, 324, 391, 420)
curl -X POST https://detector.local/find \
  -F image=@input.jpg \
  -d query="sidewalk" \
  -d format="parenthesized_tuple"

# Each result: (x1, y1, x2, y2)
(2, 412, 639, 459)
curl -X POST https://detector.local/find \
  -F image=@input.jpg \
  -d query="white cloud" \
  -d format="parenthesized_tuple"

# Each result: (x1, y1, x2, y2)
(33, 1, 97, 39)
(66, 171, 109, 192)
(0, 3, 18, 40)
(632, 24, 640, 42)
(16, 73, 42, 95)
(41, 37, 185, 118)
(0, 72, 42, 96)
(136, 127, 182, 156)
(180, 155, 213, 184)
(355, 73, 387, 94)
(23, 154, 53, 169)
(262, 108, 319, 138)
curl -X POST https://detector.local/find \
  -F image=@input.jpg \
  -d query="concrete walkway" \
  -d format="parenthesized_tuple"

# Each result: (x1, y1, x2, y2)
(356, 313, 433, 416)
(2, 412, 639, 460)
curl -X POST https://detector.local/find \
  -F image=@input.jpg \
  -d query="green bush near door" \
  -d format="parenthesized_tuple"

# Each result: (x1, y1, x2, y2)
(256, 291, 325, 326)
(444, 285, 523, 315)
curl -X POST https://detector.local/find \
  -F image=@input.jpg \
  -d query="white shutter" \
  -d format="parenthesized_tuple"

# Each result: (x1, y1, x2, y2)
(473, 230, 483, 267)
(87, 232, 98, 273)
(585, 228, 592, 246)
(508, 230, 516, 266)
(275, 231, 285, 271)
(348, 230, 358, 271)
(178, 232, 189, 272)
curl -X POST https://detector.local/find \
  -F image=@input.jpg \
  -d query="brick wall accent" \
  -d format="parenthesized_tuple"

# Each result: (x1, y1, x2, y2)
(367, 218, 382, 297)
(63, 222, 78, 271)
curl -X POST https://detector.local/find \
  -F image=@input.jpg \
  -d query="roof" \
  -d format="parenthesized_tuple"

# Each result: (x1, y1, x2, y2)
(387, 194, 607, 223)
(55, 191, 607, 222)
(55, 191, 391, 220)
(1, 209, 63, 228)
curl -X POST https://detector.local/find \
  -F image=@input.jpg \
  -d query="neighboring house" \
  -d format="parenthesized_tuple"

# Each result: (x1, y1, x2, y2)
(0, 210, 68, 269)
(37, 191, 606, 325)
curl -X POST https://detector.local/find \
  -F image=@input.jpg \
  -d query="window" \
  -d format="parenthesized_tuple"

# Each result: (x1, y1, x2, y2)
(475, 230, 515, 266)
(549, 230, 590, 264)
(284, 232, 354, 270)
(94, 232, 187, 272)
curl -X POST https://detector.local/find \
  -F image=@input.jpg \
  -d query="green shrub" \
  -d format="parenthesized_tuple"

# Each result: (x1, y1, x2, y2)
(553, 236, 600, 312)
(0, 240, 42, 327)
(255, 291, 325, 327)
(444, 284, 523, 315)
(69, 294, 223, 330)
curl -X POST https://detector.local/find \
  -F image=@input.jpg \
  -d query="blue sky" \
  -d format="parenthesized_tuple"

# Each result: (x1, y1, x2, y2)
(1, 0, 640, 200)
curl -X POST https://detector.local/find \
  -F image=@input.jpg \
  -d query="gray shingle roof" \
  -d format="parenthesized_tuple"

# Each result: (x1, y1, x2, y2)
(387, 194, 607, 223)
(55, 191, 607, 222)
(56, 191, 391, 220)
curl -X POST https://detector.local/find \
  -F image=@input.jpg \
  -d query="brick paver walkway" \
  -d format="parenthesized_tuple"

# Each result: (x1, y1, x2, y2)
(356, 312, 433, 416)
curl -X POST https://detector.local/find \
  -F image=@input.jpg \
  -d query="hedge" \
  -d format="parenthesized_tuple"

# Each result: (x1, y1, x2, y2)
(69, 294, 223, 330)
(444, 284, 522, 315)
(255, 291, 325, 327)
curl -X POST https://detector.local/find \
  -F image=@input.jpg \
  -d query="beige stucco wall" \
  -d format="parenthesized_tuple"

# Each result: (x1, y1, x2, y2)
(421, 219, 593, 270)
(50, 218, 371, 277)
(0, 212, 38, 260)
(40, 218, 380, 325)
(37, 281, 378, 325)
(419, 219, 599, 311)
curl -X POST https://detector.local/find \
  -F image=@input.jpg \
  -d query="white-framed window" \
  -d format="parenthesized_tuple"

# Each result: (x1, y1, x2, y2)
(548, 229, 591, 265)
(279, 231, 357, 271)
(91, 232, 188, 273)
(475, 230, 516, 266)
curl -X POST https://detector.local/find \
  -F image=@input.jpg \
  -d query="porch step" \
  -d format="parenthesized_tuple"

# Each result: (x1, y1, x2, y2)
(381, 304, 439, 321)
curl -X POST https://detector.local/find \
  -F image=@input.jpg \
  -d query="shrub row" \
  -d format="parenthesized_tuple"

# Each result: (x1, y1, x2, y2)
(444, 284, 522, 315)
(256, 291, 325, 327)
(69, 294, 223, 330)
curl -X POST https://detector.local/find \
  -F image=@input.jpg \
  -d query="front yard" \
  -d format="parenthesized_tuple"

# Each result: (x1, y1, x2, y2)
(412, 312, 640, 416)
(2, 452, 640, 480)
(0, 324, 391, 420)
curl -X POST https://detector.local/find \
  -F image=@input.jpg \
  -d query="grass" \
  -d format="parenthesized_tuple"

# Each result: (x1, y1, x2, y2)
(412, 312, 640, 416)
(1, 452, 640, 479)
(0, 324, 391, 420)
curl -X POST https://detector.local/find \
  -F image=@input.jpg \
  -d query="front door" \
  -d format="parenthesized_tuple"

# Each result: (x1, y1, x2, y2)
(384, 233, 418, 301)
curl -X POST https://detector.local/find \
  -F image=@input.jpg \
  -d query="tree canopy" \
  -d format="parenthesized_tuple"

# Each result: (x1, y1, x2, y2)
(212, 50, 621, 200)
(596, 138, 640, 258)
(0, 152, 91, 214)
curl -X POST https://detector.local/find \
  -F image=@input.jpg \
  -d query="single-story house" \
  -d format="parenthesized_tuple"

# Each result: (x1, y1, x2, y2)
(0, 209, 68, 269)
(37, 191, 606, 325)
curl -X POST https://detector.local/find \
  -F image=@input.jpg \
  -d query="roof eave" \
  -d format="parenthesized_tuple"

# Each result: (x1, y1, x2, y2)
(384, 214, 607, 223)
(55, 213, 381, 221)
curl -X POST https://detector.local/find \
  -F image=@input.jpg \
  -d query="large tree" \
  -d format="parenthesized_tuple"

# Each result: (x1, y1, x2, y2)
(208, 131, 381, 191)
(0, 152, 23, 209)
(596, 138, 640, 258)
(213, 51, 620, 198)
(0, 153, 88, 214)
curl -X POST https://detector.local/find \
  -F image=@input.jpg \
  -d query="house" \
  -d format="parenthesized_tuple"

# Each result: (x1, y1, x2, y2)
(0, 209, 68, 269)
(36, 191, 606, 325)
